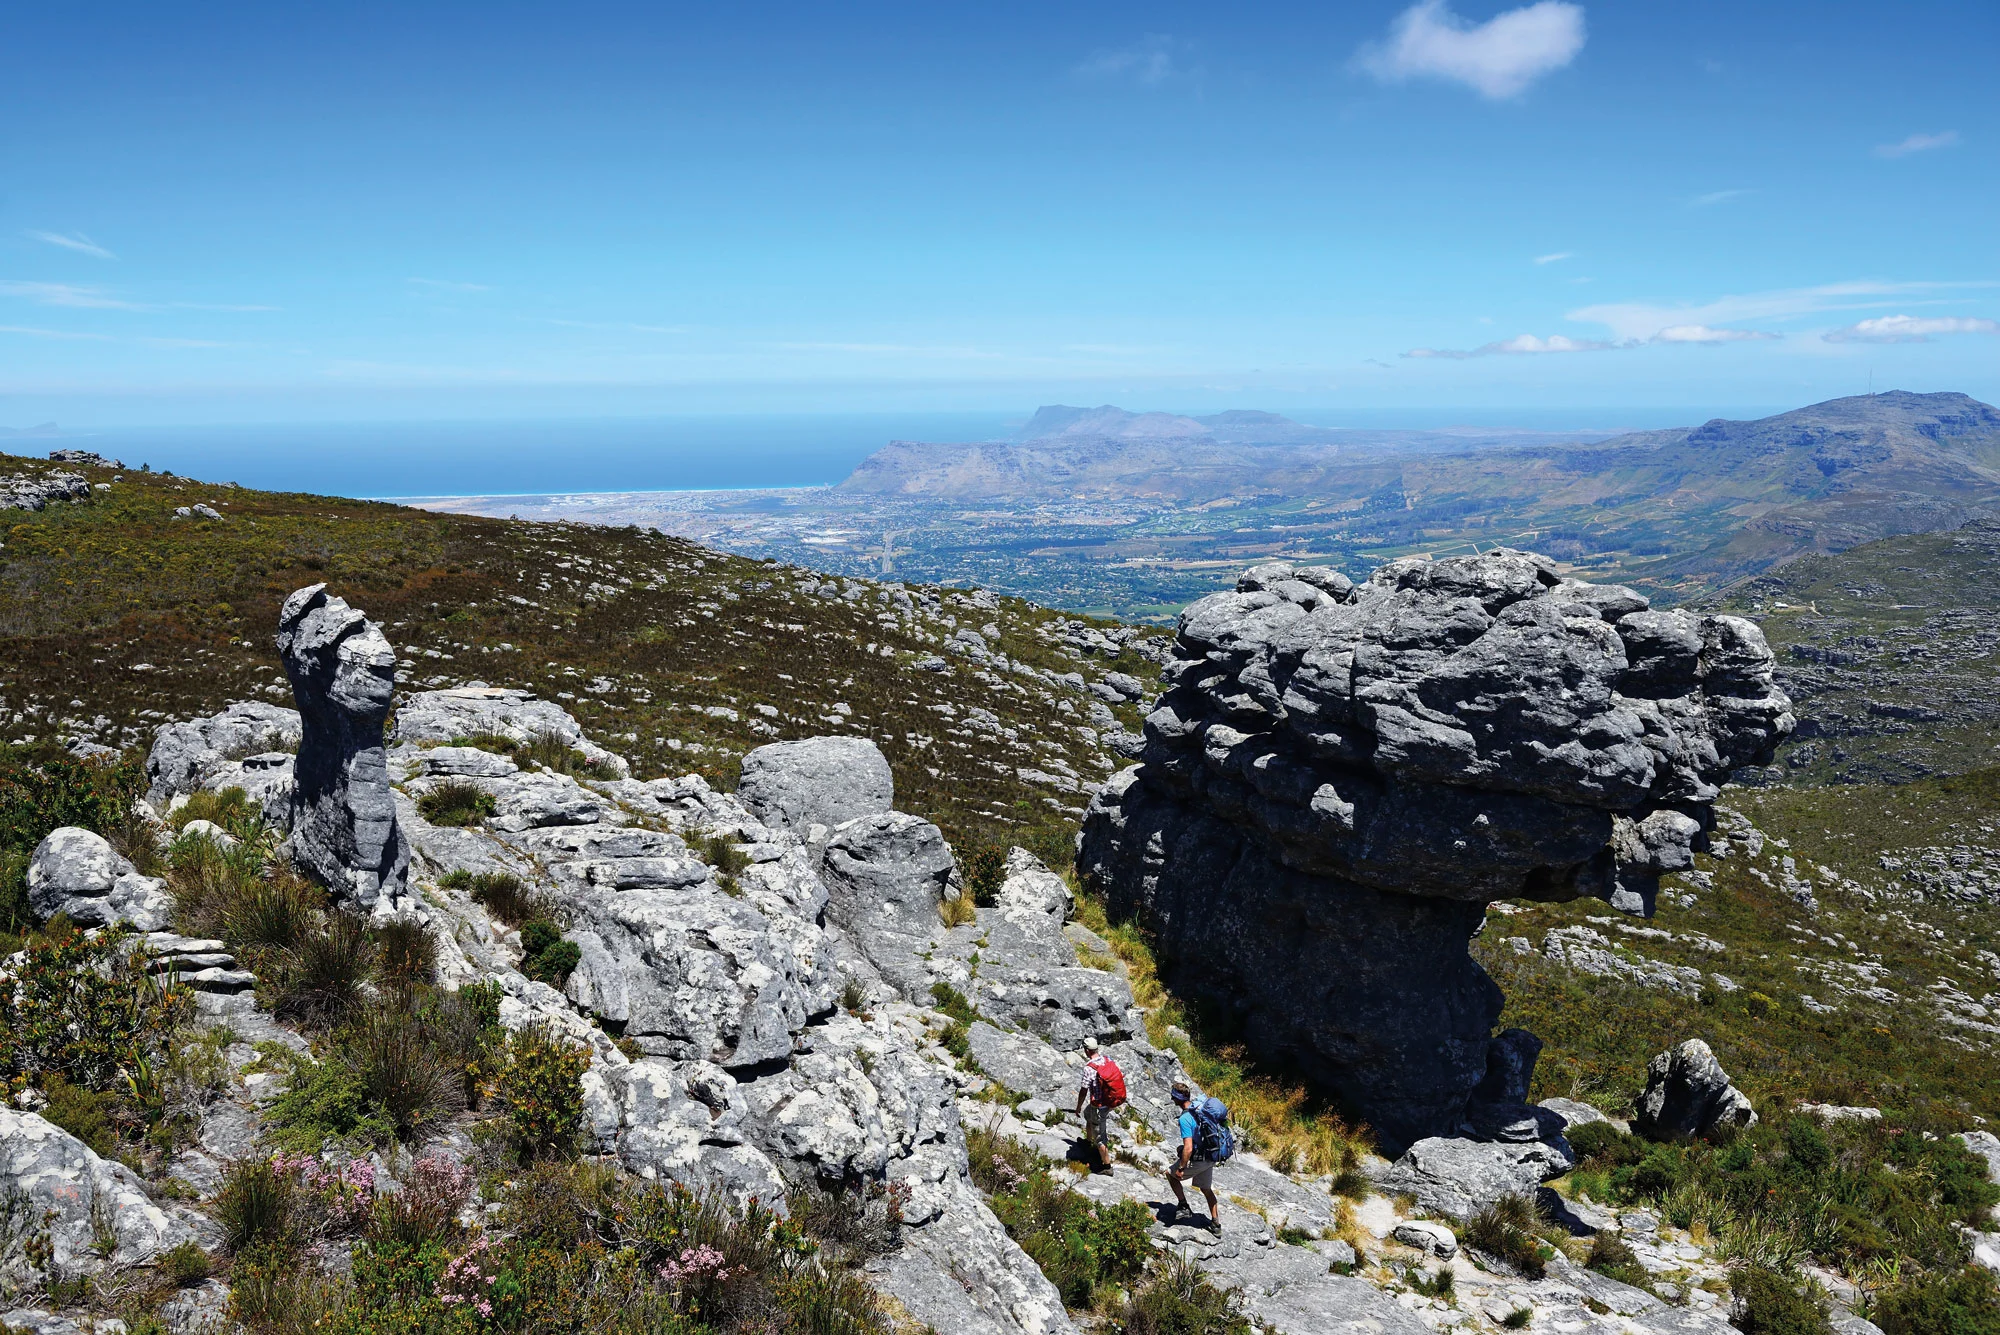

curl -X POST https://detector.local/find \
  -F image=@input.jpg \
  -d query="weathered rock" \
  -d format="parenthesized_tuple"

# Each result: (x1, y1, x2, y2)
(1540, 1096, 1614, 1131)
(819, 812, 956, 998)
(737, 736, 895, 835)
(1372, 1136, 1576, 1221)
(392, 686, 629, 778)
(277, 584, 409, 912)
(0, 1110, 198, 1281)
(1394, 1219, 1458, 1257)
(157, 1279, 233, 1335)
(145, 700, 301, 807)
(0, 470, 89, 512)
(1632, 1040, 1756, 1140)
(1080, 552, 1792, 1151)
(24, 826, 172, 931)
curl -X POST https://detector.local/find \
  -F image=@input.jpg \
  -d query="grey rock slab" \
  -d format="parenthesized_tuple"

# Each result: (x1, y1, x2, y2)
(736, 736, 894, 835)
(277, 584, 410, 913)
(391, 686, 629, 777)
(1540, 1096, 1615, 1131)
(1546, 1252, 1665, 1315)
(1243, 1271, 1435, 1335)
(157, 1279, 233, 1335)
(1374, 1136, 1575, 1222)
(0, 1110, 198, 1278)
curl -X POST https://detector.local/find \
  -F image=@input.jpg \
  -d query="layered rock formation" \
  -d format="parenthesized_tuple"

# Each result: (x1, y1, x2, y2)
(276, 584, 410, 913)
(1080, 553, 1793, 1151)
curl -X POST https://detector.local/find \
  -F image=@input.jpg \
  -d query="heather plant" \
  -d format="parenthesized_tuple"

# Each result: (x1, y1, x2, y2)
(962, 844, 1007, 907)
(0, 927, 190, 1094)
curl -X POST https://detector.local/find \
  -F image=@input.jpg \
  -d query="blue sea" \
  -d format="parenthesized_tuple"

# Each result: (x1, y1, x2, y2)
(51, 413, 1023, 498)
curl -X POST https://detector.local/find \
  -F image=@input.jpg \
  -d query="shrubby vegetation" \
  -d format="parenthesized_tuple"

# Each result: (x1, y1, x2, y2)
(1562, 1116, 2000, 1325)
(0, 746, 146, 934)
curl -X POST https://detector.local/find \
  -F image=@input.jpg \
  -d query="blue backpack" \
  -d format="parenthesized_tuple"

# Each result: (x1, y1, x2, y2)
(1192, 1097, 1234, 1163)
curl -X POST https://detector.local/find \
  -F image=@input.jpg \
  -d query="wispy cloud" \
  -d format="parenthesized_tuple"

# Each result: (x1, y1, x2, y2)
(1357, 0, 1585, 99)
(0, 324, 113, 341)
(408, 277, 491, 292)
(1823, 314, 1998, 343)
(544, 317, 688, 334)
(1875, 131, 1959, 159)
(1406, 322, 1780, 359)
(1570, 280, 1995, 342)
(1406, 333, 1615, 359)
(0, 280, 150, 310)
(1690, 189, 1749, 207)
(26, 230, 116, 260)
(1534, 251, 1572, 265)
(1074, 34, 1186, 85)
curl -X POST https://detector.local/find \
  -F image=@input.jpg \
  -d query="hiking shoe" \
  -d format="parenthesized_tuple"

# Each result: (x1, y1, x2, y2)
(1204, 1217, 1223, 1236)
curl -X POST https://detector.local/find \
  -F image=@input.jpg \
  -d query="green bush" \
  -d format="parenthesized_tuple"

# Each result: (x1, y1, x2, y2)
(215, 1157, 302, 1255)
(455, 869, 547, 926)
(40, 1074, 119, 1156)
(0, 928, 189, 1093)
(1730, 1267, 1832, 1335)
(274, 911, 375, 1027)
(266, 1051, 398, 1152)
(500, 1022, 591, 1161)
(1584, 1231, 1651, 1290)
(1118, 1252, 1254, 1335)
(966, 1120, 1163, 1310)
(0, 752, 142, 929)
(158, 1239, 212, 1285)
(1876, 1265, 2000, 1335)
(963, 845, 1007, 906)
(417, 780, 495, 827)
(374, 917, 438, 988)
(1463, 1195, 1553, 1279)
(167, 786, 262, 838)
(520, 919, 581, 987)
(220, 871, 320, 955)
(346, 1003, 467, 1140)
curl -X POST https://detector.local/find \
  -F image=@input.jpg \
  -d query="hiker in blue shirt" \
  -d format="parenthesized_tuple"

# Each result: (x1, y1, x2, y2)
(1167, 1081, 1222, 1233)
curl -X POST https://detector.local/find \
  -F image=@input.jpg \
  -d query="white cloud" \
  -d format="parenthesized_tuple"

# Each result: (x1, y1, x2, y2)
(0, 324, 112, 341)
(1566, 281, 1989, 342)
(1690, 189, 1749, 207)
(1875, 131, 1959, 159)
(1823, 314, 1999, 344)
(0, 280, 148, 310)
(1652, 324, 1779, 344)
(408, 277, 492, 292)
(1357, 0, 1585, 99)
(1406, 333, 1615, 359)
(1534, 251, 1572, 264)
(1075, 35, 1184, 85)
(26, 230, 116, 260)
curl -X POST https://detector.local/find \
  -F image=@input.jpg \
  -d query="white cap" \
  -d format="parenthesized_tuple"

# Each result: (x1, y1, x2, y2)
(1082, 1036, 1099, 1053)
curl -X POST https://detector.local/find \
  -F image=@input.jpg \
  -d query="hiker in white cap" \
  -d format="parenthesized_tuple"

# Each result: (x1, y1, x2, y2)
(1072, 1036, 1126, 1174)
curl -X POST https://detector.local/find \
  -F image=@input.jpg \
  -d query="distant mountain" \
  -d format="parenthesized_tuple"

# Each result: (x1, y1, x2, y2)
(0, 422, 65, 439)
(839, 404, 1617, 500)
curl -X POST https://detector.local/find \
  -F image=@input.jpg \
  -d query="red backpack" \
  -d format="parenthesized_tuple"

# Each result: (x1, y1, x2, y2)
(1087, 1055, 1127, 1109)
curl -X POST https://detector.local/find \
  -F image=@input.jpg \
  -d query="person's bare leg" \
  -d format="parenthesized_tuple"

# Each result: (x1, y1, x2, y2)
(1168, 1169, 1190, 1215)
(1202, 1185, 1220, 1221)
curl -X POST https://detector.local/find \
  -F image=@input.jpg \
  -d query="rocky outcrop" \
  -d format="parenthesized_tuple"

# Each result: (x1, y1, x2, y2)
(144, 700, 300, 808)
(1632, 1039, 1756, 1140)
(818, 811, 959, 998)
(736, 736, 895, 834)
(1080, 554, 1792, 1152)
(277, 584, 409, 913)
(391, 685, 630, 778)
(24, 827, 172, 931)
(0, 1110, 199, 1283)
(0, 471, 89, 512)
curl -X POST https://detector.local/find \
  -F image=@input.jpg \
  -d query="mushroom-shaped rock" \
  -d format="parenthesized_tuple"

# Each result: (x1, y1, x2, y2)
(1632, 1039, 1756, 1140)
(277, 584, 409, 912)
(736, 736, 895, 836)
(1080, 552, 1791, 1153)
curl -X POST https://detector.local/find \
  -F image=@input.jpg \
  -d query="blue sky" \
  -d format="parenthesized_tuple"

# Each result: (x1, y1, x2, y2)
(3, 0, 1996, 428)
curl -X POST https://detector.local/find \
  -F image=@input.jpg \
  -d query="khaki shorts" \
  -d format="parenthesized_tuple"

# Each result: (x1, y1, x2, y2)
(1083, 1104, 1112, 1143)
(1171, 1157, 1215, 1190)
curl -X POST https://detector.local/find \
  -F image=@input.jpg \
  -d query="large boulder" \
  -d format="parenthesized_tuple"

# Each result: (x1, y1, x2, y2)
(1632, 1039, 1756, 1140)
(818, 812, 956, 998)
(144, 700, 300, 806)
(737, 736, 895, 835)
(24, 827, 172, 931)
(393, 686, 630, 778)
(1080, 554, 1792, 1153)
(277, 584, 410, 913)
(0, 1110, 198, 1283)
(1373, 1136, 1576, 1221)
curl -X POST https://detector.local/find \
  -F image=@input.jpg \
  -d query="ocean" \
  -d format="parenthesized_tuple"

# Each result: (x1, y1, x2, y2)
(46, 413, 1022, 498)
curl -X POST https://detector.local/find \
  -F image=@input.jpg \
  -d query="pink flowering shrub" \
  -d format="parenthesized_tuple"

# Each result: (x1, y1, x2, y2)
(658, 1243, 734, 1286)
(436, 1235, 501, 1319)
(268, 1151, 377, 1238)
